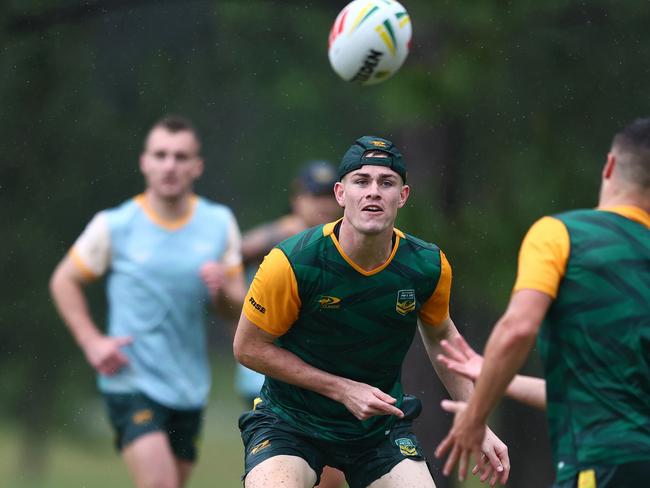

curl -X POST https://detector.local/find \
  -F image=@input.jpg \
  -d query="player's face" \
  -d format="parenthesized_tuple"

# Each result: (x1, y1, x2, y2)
(140, 128, 203, 200)
(335, 165, 409, 236)
(294, 193, 342, 227)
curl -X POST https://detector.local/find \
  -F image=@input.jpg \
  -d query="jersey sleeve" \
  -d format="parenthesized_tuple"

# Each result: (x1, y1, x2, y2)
(222, 210, 244, 277)
(69, 212, 111, 280)
(419, 250, 452, 326)
(243, 248, 301, 336)
(512, 216, 570, 299)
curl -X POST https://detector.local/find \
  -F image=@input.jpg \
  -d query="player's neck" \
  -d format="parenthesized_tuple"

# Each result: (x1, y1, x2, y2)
(599, 184, 650, 214)
(337, 219, 394, 271)
(143, 189, 195, 221)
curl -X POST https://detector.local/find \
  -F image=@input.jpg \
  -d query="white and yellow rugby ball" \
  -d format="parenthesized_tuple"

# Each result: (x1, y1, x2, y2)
(328, 0, 412, 86)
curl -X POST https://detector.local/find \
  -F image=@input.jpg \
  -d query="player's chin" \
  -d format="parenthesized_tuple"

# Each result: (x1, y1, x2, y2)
(358, 220, 390, 235)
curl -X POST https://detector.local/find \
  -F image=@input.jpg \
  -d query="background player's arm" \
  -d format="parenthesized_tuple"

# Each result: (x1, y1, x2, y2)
(241, 217, 302, 265)
(233, 313, 405, 420)
(437, 334, 546, 410)
(49, 256, 132, 375)
(201, 211, 247, 320)
(215, 266, 246, 320)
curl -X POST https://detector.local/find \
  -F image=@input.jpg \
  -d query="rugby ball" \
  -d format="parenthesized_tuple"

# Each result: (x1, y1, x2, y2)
(328, 0, 412, 86)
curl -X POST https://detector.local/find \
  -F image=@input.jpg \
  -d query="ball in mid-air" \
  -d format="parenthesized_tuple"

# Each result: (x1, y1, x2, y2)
(328, 0, 412, 86)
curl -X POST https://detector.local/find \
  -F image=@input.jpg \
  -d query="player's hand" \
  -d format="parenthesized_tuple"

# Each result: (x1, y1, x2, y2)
(479, 426, 510, 486)
(338, 379, 404, 420)
(437, 336, 484, 382)
(435, 399, 508, 485)
(82, 334, 133, 376)
(200, 261, 226, 299)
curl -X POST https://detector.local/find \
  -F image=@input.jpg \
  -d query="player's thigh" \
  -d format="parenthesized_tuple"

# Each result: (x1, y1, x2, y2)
(246, 454, 317, 488)
(123, 431, 181, 488)
(239, 401, 325, 484)
(367, 459, 435, 488)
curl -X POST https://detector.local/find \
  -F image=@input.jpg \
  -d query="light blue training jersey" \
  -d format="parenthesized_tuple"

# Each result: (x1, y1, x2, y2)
(72, 195, 241, 409)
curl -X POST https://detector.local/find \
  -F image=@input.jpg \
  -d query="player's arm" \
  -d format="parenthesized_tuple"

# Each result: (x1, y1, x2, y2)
(435, 291, 551, 484)
(214, 266, 246, 320)
(437, 334, 546, 410)
(233, 248, 404, 420)
(420, 317, 510, 485)
(233, 313, 404, 420)
(241, 216, 302, 265)
(201, 211, 247, 320)
(419, 317, 474, 402)
(49, 221, 132, 376)
(435, 217, 567, 482)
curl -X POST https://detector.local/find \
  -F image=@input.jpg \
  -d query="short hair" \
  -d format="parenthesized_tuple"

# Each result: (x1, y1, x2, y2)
(146, 114, 202, 153)
(612, 117, 650, 188)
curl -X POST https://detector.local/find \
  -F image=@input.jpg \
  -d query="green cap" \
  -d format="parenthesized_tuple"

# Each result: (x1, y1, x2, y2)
(338, 136, 407, 182)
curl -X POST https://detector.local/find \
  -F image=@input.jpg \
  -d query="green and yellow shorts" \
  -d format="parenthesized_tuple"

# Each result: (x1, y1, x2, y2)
(103, 392, 203, 462)
(238, 394, 428, 488)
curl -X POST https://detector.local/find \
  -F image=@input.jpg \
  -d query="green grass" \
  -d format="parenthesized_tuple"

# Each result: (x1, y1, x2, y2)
(0, 358, 244, 488)
(0, 355, 482, 488)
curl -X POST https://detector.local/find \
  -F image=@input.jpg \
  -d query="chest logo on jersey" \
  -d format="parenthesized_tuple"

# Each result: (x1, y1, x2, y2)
(396, 289, 416, 315)
(317, 295, 341, 310)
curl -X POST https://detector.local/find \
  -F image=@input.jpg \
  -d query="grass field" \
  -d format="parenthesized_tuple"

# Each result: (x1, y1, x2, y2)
(0, 356, 484, 488)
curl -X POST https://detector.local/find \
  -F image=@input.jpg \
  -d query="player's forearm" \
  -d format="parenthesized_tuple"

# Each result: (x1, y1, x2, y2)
(235, 341, 350, 402)
(215, 271, 247, 320)
(467, 316, 537, 422)
(505, 375, 546, 410)
(49, 270, 102, 348)
(420, 320, 475, 401)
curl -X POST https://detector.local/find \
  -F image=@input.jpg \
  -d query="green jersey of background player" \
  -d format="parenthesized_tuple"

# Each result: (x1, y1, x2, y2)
(436, 117, 650, 488)
(233, 136, 510, 488)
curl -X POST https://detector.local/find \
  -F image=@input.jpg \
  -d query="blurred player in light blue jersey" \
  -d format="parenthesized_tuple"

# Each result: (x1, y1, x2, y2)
(50, 115, 247, 488)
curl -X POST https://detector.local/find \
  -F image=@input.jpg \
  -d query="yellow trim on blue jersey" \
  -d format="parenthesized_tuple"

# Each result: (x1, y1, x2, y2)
(135, 193, 198, 231)
(69, 247, 98, 281)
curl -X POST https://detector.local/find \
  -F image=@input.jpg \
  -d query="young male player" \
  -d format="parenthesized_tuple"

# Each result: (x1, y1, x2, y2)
(234, 136, 510, 488)
(436, 117, 650, 488)
(50, 115, 247, 488)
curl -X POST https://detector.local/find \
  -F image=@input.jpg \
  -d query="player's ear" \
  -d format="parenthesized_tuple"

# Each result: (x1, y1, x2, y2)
(139, 153, 148, 175)
(193, 157, 204, 178)
(603, 153, 616, 180)
(334, 181, 346, 207)
(397, 184, 410, 208)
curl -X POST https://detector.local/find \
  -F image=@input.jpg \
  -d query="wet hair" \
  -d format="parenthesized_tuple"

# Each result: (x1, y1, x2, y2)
(612, 117, 650, 188)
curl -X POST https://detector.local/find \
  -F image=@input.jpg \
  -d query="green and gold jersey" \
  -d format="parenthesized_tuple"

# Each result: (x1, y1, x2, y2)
(535, 208, 650, 481)
(243, 220, 451, 442)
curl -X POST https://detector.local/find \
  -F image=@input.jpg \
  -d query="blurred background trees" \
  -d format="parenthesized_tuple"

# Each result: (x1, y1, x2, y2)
(2, 1, 650, 486)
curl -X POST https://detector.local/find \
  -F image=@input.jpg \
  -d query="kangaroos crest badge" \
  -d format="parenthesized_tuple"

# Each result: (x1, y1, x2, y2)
(395, 437, 418, 457)
(396, 289, 416, 315)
